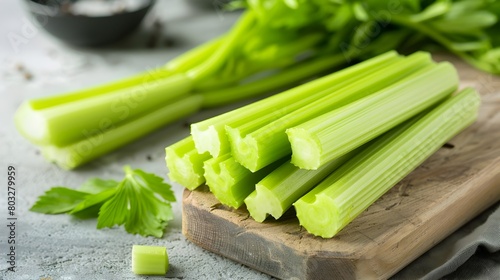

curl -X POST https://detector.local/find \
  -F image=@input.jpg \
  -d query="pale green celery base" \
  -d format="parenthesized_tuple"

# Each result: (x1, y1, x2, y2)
(204, 155, 283, 208)
(165, 136, 210, 190)
(288, 62, 459, 170)
(288, 129, 322, 170)
(14, 102, 48, 146)
(204, 154, 239, 189)
(245, 152, 353, 222)
(132, 245, 168, 275)
(227, 121, 292, 172)
(41, 95, 203, 170)
(294, 88, 480, 238)
(244, 185, 283, 222)
(192, 51, 400, 158)
(294, 195, 340, 238)
(204, 155, 250, 208)
(191, 123, 229, 157)
(226, 126, 289, 172)
(19, 74, 193, 147)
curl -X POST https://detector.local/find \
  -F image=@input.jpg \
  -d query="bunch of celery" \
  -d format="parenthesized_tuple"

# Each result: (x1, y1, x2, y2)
(239, 0, 500, 73)
(165, 51, 480, 237)
(16, 0, 498, 169)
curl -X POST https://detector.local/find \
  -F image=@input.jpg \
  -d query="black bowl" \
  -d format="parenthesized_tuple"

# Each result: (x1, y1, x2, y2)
(185, 0, 231, 10)
(25, 0, 155, 47)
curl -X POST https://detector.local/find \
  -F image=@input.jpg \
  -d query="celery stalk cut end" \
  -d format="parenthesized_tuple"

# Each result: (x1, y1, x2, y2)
(204, 157, 241, 208)
(205, 154, 280, 209)
(165, 148, 208, 190)
(40, 145, 78, 170)
(287, 128, 321, 170)
(191, 124, 226, 158)
(226, 125, 260, 172)
(244, 184, 284, 222)
(14, 101, 49, 145)
(294, 194, 341, 238)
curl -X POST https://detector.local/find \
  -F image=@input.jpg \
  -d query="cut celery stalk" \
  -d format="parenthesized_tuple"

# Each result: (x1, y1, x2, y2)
(204, 154, 285, 208)
(294, 88, 480, 238)
(287, 62, 459, 170)
(227, 52, 433, 172)
(16, 74, 192, 147)
(191, 51, 401, 157)
(41, 95, 203, 170)
(165, 136, 210, 190)
(26, 36, 221, 110)
(244, 150, 355, 222)
(132, 245, 168, 275)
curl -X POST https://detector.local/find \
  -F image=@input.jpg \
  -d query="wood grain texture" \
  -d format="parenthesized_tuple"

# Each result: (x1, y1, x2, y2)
(181, 54, 500, 280)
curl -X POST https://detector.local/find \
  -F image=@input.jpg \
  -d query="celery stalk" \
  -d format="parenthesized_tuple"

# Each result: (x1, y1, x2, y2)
(195, 32, 326, 93)
(16, 74, 192, 147)
(165, 136, 210, 190)
(204, 154, 285, 208)
(27, 36, 222, 110)
(200, 53, 347, 108)
(287, 62, 459, 170)
(191, 51, 401, 157)
(227, 52, 433, 172)
(165, 36, 224, 73)
(294, 88, 480, 238)
(244, 150, 355, 222)
(187, 12, 256, 82)
(28, 69, 171, 110)
(41, 95, 203, 169)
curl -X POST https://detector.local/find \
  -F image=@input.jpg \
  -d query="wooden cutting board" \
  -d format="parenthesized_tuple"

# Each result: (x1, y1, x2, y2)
(181, 54, 500, 280)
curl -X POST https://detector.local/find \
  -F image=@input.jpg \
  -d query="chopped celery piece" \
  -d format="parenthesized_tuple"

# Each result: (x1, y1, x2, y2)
(287, 62, 459, 170)
(294, 88, 480, 238)
(245, 150, 355, 222)
(132, 245, 168, 275)
(41, 95, 202, 169)
(191, 51, 401, 157)
(204, 154, 284, 208)
(228, 52, 433, 172)
(165, 136, 210, 190)
(16, 74, 192, 147)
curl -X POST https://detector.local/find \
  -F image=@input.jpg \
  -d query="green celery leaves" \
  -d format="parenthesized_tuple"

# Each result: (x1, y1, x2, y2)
(30, 187, 90, 214)
(30, 166, 176, 238)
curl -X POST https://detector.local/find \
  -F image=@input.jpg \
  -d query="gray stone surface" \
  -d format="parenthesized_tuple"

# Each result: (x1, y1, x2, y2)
(1, 1, 498, 280)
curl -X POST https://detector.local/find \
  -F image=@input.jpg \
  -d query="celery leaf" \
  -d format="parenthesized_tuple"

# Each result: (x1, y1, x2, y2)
(96, 166, 175, 238)
(78, 178, 119, 194)
(30, 187, 90, 214)
(30, 166, 175, 238)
